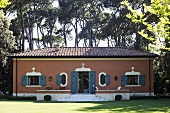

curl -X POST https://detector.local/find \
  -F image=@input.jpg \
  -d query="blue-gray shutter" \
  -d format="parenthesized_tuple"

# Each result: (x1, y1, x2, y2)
(56, 74, 61, 85)
(89, 71, 96, 94)
(22, 75, 27, 86)
(139, 75, 145, 85)
(121, 75, 127, 85)
(71, 71, 78, 94)
(40, 76, 46, 86)
(105, 74, 110, 85)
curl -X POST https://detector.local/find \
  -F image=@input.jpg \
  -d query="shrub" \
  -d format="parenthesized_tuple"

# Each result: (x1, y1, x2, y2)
(7, 96, 36, 100)
(130, 96, 159, 100)
(44, 95, 51, 101)
(115, 95, 122, 101)
(0, 94, 6, 99)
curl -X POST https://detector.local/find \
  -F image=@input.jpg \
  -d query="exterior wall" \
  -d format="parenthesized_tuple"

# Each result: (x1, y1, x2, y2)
(13, 58, 154, 96)
(96, 90, 130, 100)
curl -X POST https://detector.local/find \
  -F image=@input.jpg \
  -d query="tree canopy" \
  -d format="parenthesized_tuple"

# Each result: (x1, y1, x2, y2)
(123, 0, 170, 51)
(0, 0, 16, 94)
(0, 0, 10, 8)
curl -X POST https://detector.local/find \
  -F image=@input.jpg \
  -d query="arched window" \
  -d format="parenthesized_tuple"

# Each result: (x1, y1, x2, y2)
(61, 74, 66, 86)
(99, 72, 106, 87)
(100, 74, 105, 85)
(99, 72, 110, 87)
(56, 72, 68, 87)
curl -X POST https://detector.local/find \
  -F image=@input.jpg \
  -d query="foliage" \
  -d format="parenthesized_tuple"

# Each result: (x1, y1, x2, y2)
(0, 0, 10, 8)
(0, 94, 7, 99)
(122, 0, 170, 50)
(3, 0, 151, 49)
(130, 95, 159, 100)
(154, 51, 170, 94)
(0, 10, 16, 94)
(7, 96, 36, 100)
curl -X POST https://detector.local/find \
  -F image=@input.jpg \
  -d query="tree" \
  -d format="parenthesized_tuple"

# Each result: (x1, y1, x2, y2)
(0, 0, 10, 8)
(123, 0, 170, 50)
(0, 0, 16, 94)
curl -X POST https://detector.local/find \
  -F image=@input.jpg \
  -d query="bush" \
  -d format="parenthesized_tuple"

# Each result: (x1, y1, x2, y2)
(7, 96, 36, 100)
(130, 96, 159, 100)
(115, 95, 122, 101)
(0, 94, 7, 99)
(44, 95, 51, 101)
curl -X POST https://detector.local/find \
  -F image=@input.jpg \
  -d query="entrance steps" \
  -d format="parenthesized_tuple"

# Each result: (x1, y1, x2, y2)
(57, 94, 107, 102)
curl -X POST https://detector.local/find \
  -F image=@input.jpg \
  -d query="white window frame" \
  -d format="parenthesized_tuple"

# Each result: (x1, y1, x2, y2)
(99, 72, 106, 87)
(125, 67, 141, 87)
(26, 70, 42, 87)
(60, 72, 68, 87)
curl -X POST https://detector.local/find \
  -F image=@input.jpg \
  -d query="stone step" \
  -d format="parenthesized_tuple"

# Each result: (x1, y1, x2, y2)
(58, 94, 107, 102)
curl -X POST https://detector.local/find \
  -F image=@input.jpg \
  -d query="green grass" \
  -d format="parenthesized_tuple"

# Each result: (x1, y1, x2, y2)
(0, 99, 170, 113)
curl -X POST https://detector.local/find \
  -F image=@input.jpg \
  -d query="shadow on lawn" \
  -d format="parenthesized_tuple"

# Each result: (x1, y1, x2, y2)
(76, 99, 170, 113)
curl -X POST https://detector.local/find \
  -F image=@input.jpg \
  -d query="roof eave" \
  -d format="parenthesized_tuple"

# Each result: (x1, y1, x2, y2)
(10, 55, 158, 58)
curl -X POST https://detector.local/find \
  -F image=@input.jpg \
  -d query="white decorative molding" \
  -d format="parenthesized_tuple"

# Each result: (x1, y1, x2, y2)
(60, 72, 68, 87)
(99, 72, 106, 87)
(26, 67, 41, 76)
(125, 85, 141, 87)
(125, 67, 140, 75)
(75, 63, 91, 71)
(26, 85, 42, 87)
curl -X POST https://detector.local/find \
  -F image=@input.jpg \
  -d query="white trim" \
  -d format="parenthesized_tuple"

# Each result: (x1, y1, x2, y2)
(125, 85, 141, 87)
(75, 67, 91, 71)
(26, 72, 41, 76)
(12, 93, 37, 97)
(125, 67, 140, 75)
(125, 72, 140, 75)
(130, 92, 154, 96)
(60, 72, 68, 87)
(37, 90, 71, 92)
(25, 68, 42, 86)
(124, 67, 141, 86)
(26, 67, 41, 76)
(99, 72, 106, 87)
(26, 85, 42, 87)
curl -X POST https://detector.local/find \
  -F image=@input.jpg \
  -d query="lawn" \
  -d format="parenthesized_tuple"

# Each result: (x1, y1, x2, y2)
(0, 99, 170, 113)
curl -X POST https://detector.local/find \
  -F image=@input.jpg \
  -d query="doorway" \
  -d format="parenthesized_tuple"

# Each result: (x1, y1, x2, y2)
(71, 71, 95, 94)
(78, 72, 89, 93)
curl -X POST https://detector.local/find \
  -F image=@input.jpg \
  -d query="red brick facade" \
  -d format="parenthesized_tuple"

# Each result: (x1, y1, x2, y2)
(13, 58, 154, 95)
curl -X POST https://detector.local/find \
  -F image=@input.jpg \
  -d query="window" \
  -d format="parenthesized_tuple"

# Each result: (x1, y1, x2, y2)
(121, 67, 145, 86)
(121, 75, 145, 86)
(100, 74, 105, 85)
(61, 74, 66, 86)
(127, 75, 138, 85)
(56, 72, 68, 87)
(99, 72, 110, 87)
(22, 75, 46, 87)
(22, 68, 46, 87)
(28, 76, 39, 85)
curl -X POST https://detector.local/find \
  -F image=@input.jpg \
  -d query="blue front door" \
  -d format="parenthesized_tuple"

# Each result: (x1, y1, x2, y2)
(71, 71, 96, 94)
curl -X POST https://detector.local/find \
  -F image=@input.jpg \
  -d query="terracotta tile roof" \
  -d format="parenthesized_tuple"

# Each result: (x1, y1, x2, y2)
(10, 47, 158, 58)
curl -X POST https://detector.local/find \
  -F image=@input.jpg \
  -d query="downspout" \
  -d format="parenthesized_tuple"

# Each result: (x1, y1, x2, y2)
(149, 58, 151, 96)
(16, 58, 18, 97)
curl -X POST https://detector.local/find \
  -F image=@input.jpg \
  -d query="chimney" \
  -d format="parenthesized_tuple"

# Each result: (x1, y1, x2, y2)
(55, 44, 60, 51)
